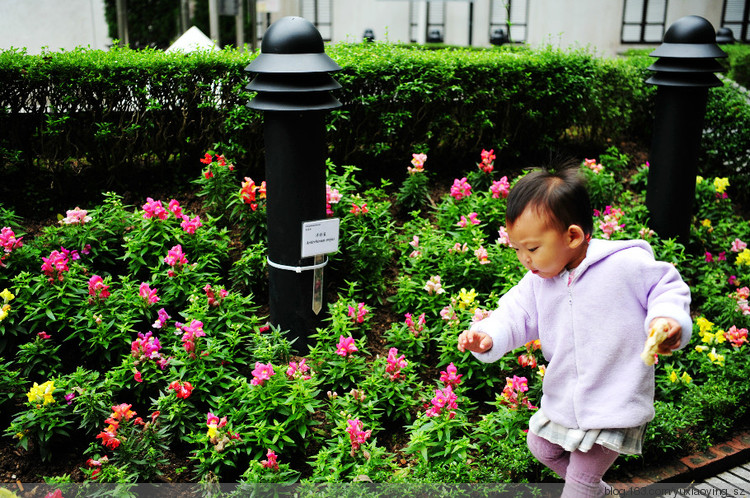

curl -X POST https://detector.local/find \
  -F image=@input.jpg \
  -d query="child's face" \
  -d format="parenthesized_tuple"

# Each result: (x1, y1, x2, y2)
(506, 206, 586, 279)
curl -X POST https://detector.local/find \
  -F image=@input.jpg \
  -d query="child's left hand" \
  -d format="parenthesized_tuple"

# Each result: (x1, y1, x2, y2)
(651, 317, 681, 354)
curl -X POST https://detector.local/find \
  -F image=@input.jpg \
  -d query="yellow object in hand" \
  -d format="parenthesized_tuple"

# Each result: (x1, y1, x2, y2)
(641, 318, 671, 366)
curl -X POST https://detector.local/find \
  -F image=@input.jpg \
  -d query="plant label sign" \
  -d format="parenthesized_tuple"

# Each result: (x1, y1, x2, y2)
(301, 218, 340, 258)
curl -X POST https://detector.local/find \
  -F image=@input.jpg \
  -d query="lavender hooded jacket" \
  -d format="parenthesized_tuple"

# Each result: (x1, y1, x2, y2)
(470, 238, 692, 430)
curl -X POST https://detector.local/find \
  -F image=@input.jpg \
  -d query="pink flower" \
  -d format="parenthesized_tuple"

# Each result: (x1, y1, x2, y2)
(518, 353, 537, 368)
(59, 207, 91, 225)
(424, 275, 445, 295)
(37, 331, 51, 339)
(164, 245, 188, 272)
(449, 242, 468, 254)
(425, 385, 458, 418)
(731, 238, 747, 252)
(457, 212, 480, 228)
(705, 251, 713, 263)
(478, 149, 495, 173)
(180, 215, 202, 234)
(385, 347, 408, 380)
(347, 302, 369, 324)
(450, 177, 472, 200)
(490, 176, 510, 199)
(727, 325, 748, 348)
(204, 284, 228, 307)
(346, 418, 371, 452)
(251, 362, 275, 386)
(729, 275, 739, 287)
(286, 358, 311, 380)
(261, 449, 279, 470)
(176, 319, 205, 354)
(584, 158, 603, 173)
(41, 250, 69, 282)
(139, 282, 159, 305)
(168, 199, 183, 218)
(497, 226, 510, 246)
(152, 308, 170, 329)
(440, 305, 458, 323)
(335, 336, 358, 357)
(88, 275, 110, 301)
(142, 198, 168, 220)
(405, 312, 425, 336)
(0, 227, 23, 254)
(475, 246, 490, 264)
(131, 331, 162, 363)
(500, 375, 536, 411)
(134, 370, 143, 383)
(350, 202, 369, 216)
(439, 363, 462, 388)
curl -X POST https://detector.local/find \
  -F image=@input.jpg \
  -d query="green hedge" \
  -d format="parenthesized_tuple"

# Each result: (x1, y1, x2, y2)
(2, 42, 750, 216)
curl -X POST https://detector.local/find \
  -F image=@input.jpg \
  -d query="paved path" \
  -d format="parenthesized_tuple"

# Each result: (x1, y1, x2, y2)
(645, 462, 750, 497)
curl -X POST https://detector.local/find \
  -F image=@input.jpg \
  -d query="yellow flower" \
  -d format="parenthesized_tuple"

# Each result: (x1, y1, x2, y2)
(696, 176, 704, 184)
(207, 423, 218, 439)
(708, 348, 725, 366)
(701, 219, 712, 228)
(457, 288, 477, 310)
(537, 365, 546, 378)
(701, 331, 715, 344)
(714, 177, 730, 194)
(0, 288, 14, 303)
(681, 372, 692, 384)
(696, 317, 714, 335)
(27, 380, 56, 406)
(695, 345, 708, 353)
(714, 330, 726, 344)
(669, 371, 678, 383)
(737, 249, 750, 267)
(0, 306, 7, 322)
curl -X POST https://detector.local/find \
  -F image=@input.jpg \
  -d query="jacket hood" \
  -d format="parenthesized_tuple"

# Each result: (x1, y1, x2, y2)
(573, 238, 654, 279)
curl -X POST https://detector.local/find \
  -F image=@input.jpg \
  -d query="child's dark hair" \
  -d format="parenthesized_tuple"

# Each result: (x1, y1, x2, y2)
(506, 163, 593, 236)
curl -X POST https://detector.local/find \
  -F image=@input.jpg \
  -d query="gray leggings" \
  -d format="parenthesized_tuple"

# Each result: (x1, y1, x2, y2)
(527, 430, 620, 498)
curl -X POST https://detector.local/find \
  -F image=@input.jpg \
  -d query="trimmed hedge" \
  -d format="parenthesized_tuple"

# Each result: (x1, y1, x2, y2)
(2, 42, 750, 216)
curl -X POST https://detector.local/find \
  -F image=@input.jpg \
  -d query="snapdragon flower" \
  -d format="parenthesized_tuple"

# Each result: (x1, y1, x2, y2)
(385, 347, 408, 380)
(59, 207, 92, 225)
(251, 362, 275, 386)
(346, 418, 371, 452)
(450, 177, 472, 200)
(490, 176, 510, 199)
(335, 336, 358, 357)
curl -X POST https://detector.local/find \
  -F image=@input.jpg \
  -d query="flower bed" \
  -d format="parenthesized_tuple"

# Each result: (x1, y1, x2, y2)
(1, 146, 749, 485)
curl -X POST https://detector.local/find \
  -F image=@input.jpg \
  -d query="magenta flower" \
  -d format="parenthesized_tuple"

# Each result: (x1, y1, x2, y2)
(251, 362, 275, 386)
(180, 215, 202, 234)
(425, 385, 458, 418)
(142, 198, 168, 220)
(347, 302, 369, 324)
(139, 282, 159, 305)
(176, 319, 205, 354)
(0, 227, 23, 254)
(385, 347, 408, 380)
(204, 284, 228, 307)
(41, 250, 69, 282)
(37, 331, 51, 340)
(88, 275, 110, 302)
(261, 449, 279, 471)
(335, 335, 358, 357)
(705, 251, 713, 263)
(152, 308, 170, 329)
(450, 177, 472, 200)
(164, 244, 188, 268)
(490, 176, 510, 199)
(346, 418, 372, 452)
(439, 362, 462, 388)
(168, 199, 183, 218)
(131, 331, 162, 363)
(500, 375, 536, 411)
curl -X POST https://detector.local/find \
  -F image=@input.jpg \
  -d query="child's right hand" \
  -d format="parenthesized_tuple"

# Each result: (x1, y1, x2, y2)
(457, 329, 493, 353)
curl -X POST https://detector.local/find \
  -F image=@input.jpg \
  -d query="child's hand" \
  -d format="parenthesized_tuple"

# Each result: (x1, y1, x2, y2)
(457, 329, 493, 353)
(653, 317, 681, 354)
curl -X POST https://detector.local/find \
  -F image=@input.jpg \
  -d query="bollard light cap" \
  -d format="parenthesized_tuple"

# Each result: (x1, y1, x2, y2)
(246, 16, 341, 74)
(650, 15, 727, 59)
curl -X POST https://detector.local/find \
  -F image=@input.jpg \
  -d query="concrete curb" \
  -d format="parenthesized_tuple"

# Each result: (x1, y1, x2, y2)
(608, 429, 750, 491)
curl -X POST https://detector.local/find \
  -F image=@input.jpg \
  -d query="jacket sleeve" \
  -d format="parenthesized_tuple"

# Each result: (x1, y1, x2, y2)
(642, 259, 693, 351)
(469, 273, 540, 363)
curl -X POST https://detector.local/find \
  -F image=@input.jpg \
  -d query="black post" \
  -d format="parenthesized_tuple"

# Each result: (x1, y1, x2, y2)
(245, 16, 341, 355)
(645, 15, 726, 243)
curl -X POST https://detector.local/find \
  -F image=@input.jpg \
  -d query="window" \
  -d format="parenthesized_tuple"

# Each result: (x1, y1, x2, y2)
(722, 0, 750, 42)
(621, 0, 668, 43)
(300, 0, 332, 41)
(490, 0, 528, 43)
(426, 1, 446, 42)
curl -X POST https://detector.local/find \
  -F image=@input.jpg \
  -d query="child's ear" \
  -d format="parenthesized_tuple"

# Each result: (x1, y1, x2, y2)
(567, 224, 586, 248)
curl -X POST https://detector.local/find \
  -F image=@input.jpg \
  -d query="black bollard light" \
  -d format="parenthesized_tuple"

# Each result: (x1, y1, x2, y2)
(645, 15, 727, 243)
(245, 16, 341, 355)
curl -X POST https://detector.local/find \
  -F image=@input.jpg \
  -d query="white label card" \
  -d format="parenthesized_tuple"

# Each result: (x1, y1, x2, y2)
(301, 218, 340, 258)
